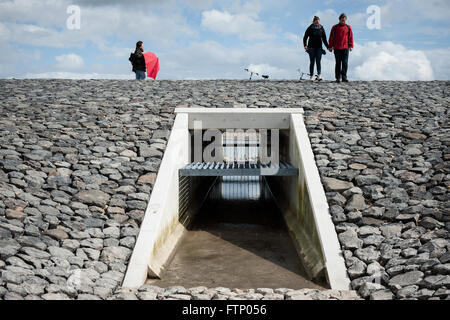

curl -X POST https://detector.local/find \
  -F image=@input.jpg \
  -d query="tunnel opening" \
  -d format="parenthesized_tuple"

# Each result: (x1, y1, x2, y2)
(147, 126, 327, 288)
(123, 109, 350, 290)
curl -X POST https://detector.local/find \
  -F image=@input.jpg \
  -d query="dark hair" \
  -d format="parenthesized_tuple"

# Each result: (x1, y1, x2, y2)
(313, 16, 320, 22)
(136, 41, 143, 50)
(339, 13, 347, 20)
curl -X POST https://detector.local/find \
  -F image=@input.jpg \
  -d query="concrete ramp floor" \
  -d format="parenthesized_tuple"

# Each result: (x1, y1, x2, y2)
(146, 176, 326, 289)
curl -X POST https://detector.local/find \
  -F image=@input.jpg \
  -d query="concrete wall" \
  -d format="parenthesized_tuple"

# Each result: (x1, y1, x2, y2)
(265, 135, 326, 283)
(122, 114, 190, 288)
(124, 109, 350, 290)
(179, 174, 217, 228)
(267, 114, 350, 290)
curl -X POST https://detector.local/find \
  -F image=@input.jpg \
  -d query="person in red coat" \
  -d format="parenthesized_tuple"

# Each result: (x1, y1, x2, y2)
(328, 13, 354, 82)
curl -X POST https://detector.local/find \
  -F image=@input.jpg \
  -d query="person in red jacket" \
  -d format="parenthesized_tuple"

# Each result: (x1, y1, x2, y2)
(328, 13, 354, 82)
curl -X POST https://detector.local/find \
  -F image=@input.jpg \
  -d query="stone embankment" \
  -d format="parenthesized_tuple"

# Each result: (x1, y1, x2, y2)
(0, 80, 448, 300)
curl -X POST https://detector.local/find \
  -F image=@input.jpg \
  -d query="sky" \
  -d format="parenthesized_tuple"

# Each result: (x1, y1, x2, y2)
(0, 0, 449, 80)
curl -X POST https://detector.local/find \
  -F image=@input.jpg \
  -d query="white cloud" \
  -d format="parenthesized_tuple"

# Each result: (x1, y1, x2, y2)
(424, 48, 450, 80)
(201, 9, 269, 40)
(158, 38, 307, 80)
(284, 32, 300, 43)
(0, 0, 448, 81)
(73, 0, 213, 10)
(24, 71, 133, 80)
(352, 42, 434, 81)
(246, 63, 284, 77)
(381, 0, 450, 23)
(0, 0, 198, 49)
(0, 22, 9, 41)
(305, 8, 366, 30)
(304, 9, 337, 29)
(55, 53, 84, 70)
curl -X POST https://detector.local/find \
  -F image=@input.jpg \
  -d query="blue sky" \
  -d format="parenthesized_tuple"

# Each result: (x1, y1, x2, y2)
(0, 0, 449, 80)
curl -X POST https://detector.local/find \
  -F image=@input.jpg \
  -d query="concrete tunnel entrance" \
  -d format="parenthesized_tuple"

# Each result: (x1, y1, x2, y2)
(147, 173, 325, 289)
(123, 109, 350, 290)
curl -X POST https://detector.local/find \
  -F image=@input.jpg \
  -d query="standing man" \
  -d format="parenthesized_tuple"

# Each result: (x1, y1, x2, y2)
(129, 41, 146, 80)
(328, 14, 354, 83)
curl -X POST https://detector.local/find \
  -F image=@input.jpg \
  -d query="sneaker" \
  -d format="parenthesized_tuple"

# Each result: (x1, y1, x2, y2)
(309, 76, 315, 81)
(342, 77, 349, 82)
(317, 75, 323, 81)
(336, 79, 341, 83)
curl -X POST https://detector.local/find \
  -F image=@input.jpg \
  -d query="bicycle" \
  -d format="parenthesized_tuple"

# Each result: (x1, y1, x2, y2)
(297, 69, 322, 81)
(244, 69, 269, 80)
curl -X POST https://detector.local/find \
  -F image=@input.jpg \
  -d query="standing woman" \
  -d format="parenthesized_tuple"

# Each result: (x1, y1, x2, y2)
(129, 41, 146, 80)
(303, 16, 329, 81)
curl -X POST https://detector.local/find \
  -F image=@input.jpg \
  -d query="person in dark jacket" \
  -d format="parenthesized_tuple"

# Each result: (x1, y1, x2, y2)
(328, 13, 354, 83)
(129, 41, 146, 80)
(303, 16, 329, 81)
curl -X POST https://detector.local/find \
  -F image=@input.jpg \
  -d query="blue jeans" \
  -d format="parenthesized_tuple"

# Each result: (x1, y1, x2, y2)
(334, 49, 349, 80)
(136, 70, 146, 80)
(308, 48, 322, 76)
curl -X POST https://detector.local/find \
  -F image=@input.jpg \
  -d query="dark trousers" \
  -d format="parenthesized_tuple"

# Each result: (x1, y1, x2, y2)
(308, 48, 322, 76)
(135, 70, 146, 80)
(334, 49, 349, 80)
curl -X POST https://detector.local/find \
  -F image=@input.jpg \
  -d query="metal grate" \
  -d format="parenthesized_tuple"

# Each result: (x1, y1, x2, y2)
(179, 162, 298, 177)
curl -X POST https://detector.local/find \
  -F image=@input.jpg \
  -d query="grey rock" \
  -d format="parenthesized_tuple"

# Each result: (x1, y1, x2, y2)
(363, 234, 385, 247)
(48, 246, 74, 259)
(355, 246, 381, 264)
(42, 293, 71, 300)
(420, 258, 441, 271)
(358, 282, 386, 299)
(100, 246, 131, 264)
(389, 271, 424, 287)
(103, 226, 120, 238)
(355, 175, 381, 186)
(75, 190, 110, 207)
(94, 286, 114, 299)
(0, 239, 20, 259)
(419, 217, 444, 230)
(20, 247, 51, 259)
(44, 229, 69, 240)
(370, 289, 394, 300)
(346, 194, 368, 212)
(421, 275, 450, 289)
(363, 206, 385, 218)
(396, 285, 419, 299)
(410, 288, 434, 300)
(113, 292, 139, 300)
(439, 251, 450, 264)
(358, 226, 381, 237)
(137, 291, 158, 300)
(380, 224, 403, 237)
(3, 292, 25, 300)
(78, 294, 102, 300)
(322, 177, 354, 192)
(338, 229, 363, 250)
(82, 218, 105, 228)
(139, 146, 163, 158)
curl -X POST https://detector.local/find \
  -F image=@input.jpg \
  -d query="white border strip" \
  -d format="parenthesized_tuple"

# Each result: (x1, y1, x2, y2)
(175, 108, 304, 130)
(175, 108, 304, 114)
(291, 114, 351, 290)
